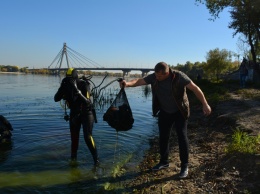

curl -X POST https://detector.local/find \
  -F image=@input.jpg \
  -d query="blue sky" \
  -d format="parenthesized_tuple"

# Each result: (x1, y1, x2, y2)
(0, 0, 239, 69)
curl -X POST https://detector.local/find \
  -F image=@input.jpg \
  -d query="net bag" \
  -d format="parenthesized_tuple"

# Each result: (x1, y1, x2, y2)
(103, 88, 134, 131)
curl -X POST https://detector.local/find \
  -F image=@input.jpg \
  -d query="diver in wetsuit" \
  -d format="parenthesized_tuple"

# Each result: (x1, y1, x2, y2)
(0, 115, 13, 144)
(54, 68, 99, 165)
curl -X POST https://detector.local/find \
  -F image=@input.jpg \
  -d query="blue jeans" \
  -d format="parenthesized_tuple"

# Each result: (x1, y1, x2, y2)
(158, 110, 189, 167)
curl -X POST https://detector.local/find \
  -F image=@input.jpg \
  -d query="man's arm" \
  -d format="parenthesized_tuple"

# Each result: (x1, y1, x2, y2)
(186, 81, 211, 116)
(120, 78, 147, 88)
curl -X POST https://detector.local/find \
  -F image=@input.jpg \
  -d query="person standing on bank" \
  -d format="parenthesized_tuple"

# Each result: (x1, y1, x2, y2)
(119, 62, 211, 178)
(239, 58, 248, 88)
(54, 68, 99, 166)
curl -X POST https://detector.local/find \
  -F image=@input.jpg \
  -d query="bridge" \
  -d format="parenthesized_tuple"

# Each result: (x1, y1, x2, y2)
(46, 43, 154, 77)
(48, 67, 153, 77)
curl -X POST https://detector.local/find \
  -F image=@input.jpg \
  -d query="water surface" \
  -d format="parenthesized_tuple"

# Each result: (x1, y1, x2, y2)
(0, 73, 157, 193)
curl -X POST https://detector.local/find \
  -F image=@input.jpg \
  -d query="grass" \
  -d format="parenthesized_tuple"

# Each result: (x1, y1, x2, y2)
(190, 80, 260, 155)
(226, 128, 260, 154)
(190, 79, 260, 106)
(188, 79, 231, 107)
(236, 88, 260, 100)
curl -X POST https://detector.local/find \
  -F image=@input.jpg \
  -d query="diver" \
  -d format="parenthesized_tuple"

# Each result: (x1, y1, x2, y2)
(54, 68, 99, 166)
(0, 115, 13, 144)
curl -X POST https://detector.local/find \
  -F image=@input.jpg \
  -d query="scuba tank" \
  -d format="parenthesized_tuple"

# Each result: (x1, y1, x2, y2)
(61, 68, 97, 123)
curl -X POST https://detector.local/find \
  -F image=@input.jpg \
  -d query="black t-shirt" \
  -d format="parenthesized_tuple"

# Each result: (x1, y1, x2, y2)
(144, 71, 191, 113)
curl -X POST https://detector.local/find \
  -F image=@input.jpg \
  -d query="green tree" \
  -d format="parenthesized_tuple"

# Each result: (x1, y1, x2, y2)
(190, 61, 205, 79)
(172, 62, 207, 80)
(204, 48, 233, 80)
(20, 67, 29, 73)
(174, 63, 185, 72)
(230, 0, 260, 63)
(174, 61, 193, 74)
(12, 66, 19, 72)
(195, 0, 260, 67)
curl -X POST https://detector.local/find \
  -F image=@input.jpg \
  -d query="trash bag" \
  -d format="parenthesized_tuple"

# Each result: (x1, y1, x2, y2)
(103, 88, 134, 131)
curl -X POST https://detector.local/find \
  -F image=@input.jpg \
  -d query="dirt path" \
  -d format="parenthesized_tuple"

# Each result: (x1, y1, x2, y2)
(120, 88, 260, 194)
(227, 91, 260, 135)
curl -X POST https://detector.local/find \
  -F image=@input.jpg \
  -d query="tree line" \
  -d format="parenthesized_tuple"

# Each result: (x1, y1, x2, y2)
(172, 48, 240, 81)
(0, 65, 139, 78)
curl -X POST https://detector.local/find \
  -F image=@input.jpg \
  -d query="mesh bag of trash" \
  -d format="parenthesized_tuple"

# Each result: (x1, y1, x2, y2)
(103, 88, 134, 131)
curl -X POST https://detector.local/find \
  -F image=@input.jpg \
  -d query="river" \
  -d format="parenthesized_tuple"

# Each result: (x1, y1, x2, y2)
(0, 73, 158, 193)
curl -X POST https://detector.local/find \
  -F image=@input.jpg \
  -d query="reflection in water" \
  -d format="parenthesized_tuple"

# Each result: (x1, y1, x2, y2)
(143, 85, 152, 98)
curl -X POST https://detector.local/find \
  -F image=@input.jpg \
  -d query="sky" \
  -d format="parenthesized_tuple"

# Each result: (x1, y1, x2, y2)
(0, 0, 240, 69)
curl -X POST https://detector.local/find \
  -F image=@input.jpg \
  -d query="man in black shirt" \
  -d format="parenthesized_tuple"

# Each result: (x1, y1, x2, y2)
(119, 62, 211, 178)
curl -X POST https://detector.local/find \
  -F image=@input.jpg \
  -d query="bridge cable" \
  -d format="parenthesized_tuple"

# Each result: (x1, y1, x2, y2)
(67, 46, 100, 68)
(66, 49, 89, 68)
(48, 48, 63, 68)
(67, 46, 103, 68)
(67, 46, 101, 67)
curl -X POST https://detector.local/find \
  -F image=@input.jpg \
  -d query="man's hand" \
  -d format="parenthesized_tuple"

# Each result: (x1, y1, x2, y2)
(119, 80, 126, 88)
(117, 78, 126, 88)
(118, 78, 146, 88)
(203, 104, 211, 116)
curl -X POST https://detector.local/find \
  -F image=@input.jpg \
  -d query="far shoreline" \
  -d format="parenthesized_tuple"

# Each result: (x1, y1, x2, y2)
(0, 72, 26, 75)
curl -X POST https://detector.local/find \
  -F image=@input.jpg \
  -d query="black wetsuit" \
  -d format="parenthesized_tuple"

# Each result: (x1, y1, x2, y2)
(0, 115, 13, 144)
(54, 77, 98, 164)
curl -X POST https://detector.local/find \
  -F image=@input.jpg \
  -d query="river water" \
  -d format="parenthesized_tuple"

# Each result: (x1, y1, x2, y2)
(0, 73, 158, 193)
